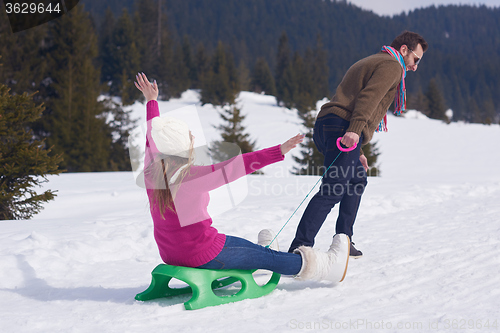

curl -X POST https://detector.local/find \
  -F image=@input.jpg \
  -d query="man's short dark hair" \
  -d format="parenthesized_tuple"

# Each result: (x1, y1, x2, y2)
(391, 31, 428, 52)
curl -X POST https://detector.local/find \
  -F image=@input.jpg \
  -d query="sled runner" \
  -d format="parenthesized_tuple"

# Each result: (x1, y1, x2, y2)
(135, 264, 281, 310)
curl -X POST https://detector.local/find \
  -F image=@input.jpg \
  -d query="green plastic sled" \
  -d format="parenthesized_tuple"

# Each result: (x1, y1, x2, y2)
(135, 264, 281, 310)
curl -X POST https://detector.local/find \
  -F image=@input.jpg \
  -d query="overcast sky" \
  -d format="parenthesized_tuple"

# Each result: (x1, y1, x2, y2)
(347, 0, 500, 16)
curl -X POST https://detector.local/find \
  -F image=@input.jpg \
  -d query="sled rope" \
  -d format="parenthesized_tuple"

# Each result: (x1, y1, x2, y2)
(267, 138, 357, 248)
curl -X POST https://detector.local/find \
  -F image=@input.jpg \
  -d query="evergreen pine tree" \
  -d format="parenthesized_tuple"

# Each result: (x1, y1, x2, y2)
(467, 98, 481, 123)
(481, 99, 495, 125)
(293, 51, 315, 114)
(0, 11, 48, 98)
(250, 57, 276, 96)
(98, 8, 116, 85)
(407, 88, 429, 114)
(225, 48, 239, 95)
(200, 41, 237, 106)
(212, 105, 256, 160)
(425, 78, 448, 121)
(111, 9, 142, 104)
(154, 35, 174, 100)
(167, 43, 190, 98)
(292, 112, 324, 176)
(275, 32, 293, 106)
(279, 64, 297, 109)
(193, 43, 210, 89)
(200, 68, 217, 105)
(361, 142, 381, 177)
(237, 61, 251, 93)
(133, 0, 172, 100)
(311, 35, 329, 101)
(0, 84, 62, 220)
(101, 99, 137, 171)
(43, 5, 114, 172)
(450, 75, 467, 121)
(134, 0, 157, 73)
(181, 35, 197, 85)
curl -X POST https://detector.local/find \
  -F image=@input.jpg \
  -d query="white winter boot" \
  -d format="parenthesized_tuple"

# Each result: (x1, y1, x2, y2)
(294, 234, 350, 282)
(258, 229, 279, 251)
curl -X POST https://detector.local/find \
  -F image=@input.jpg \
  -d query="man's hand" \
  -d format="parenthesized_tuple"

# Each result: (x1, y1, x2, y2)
(340, 132, 359, 148)
(134, 73, 158, 102)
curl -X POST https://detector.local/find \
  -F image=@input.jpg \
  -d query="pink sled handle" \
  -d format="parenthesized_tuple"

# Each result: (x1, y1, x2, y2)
(336, 137, 357, 152)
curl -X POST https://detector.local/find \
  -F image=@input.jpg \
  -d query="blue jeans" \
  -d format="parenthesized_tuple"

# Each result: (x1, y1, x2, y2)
(197, 236, 302, 275)
(288, 114, 367, 252)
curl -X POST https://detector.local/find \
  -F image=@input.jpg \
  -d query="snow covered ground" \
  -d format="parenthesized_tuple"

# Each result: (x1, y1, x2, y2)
(1, 91, 499, 332)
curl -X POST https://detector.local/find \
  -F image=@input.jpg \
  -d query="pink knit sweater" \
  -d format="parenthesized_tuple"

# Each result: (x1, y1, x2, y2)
(144, 100, 284, 267)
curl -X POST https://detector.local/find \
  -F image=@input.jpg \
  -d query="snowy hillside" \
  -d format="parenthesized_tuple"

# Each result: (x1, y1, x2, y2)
(1, 91, 499, 332)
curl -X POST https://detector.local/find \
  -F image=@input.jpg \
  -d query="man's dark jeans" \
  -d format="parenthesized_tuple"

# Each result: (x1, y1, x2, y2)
(289, 114, 367, 252)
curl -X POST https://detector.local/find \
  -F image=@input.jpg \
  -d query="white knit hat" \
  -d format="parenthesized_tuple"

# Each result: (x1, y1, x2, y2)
(151, 116, 191, 158)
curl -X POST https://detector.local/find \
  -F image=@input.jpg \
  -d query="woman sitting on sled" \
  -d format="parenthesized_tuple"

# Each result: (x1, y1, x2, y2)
(135, 73, 350, 283)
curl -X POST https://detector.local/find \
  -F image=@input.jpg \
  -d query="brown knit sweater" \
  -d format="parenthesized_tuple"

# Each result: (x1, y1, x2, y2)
(317, 51, 404, 145)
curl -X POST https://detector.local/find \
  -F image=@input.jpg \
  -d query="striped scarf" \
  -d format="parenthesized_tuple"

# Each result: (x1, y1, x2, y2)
(376, 46, 407, 132)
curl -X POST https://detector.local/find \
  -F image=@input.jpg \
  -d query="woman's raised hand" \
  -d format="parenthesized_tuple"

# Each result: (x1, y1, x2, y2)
(280, 133, 305, 155)
(134, 73, 158, 102)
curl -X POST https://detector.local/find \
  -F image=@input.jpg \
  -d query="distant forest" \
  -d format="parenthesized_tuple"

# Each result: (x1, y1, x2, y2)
(82, 0, 500, 123)
(1, 0, 499, 173)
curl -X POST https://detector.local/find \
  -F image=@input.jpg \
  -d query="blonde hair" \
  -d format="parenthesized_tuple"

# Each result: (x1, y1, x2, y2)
(145, 144, 195, 218)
